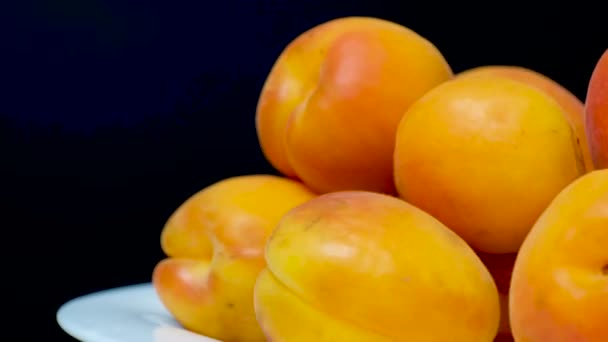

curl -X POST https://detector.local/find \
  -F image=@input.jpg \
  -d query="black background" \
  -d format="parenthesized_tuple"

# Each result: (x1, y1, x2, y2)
(2, 1, 606, 340)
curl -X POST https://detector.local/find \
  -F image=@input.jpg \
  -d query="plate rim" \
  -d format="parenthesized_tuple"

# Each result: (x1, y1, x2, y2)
(56, 283, 171, 342)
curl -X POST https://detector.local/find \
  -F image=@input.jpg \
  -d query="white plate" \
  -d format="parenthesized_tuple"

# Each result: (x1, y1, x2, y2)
(57, 283, 219, 342)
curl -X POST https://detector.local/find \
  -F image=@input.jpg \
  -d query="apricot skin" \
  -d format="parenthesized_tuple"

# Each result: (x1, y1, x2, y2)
(585, 49, 608, 169)
(254, 191, 501, 342)
(256, 16, 453, 193)
(152, 175, 316, 342)
(394, 77, 586, 254)
(458, 65, 593, 172)
(509, 170, 608, 342)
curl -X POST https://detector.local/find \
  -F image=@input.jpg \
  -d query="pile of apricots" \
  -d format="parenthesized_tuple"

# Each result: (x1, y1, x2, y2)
(152, 16, 608, 342)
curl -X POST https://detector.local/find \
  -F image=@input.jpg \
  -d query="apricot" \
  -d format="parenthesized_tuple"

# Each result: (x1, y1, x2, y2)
(254, 191, 500, 341)
(458, 65, 593, 171)
(510, 170, 608, 342)
(256, 16, 453, 193)
(152, 175, 316, 342)
(585, 49, 608, 169)
(394, 77, 586, 254)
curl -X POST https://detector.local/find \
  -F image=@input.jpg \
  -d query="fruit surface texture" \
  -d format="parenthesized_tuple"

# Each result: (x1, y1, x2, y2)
(458, 65, 592, 171)
(153, 175, 316, 342)
(256, 16, 453, 194)
(254, 191, 501, 342)
(585, 50, 608, 169)
(510, 170, 608, 342)
(394, 76, 586, 253)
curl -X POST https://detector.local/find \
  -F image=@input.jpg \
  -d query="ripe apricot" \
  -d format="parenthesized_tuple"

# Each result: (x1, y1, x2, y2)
(153, 175, 316, 341)
(255, 191, 500, 341)
(510, 170, 608, 342)
(394, 77, 585, 253)
(256, 16, 452, 193)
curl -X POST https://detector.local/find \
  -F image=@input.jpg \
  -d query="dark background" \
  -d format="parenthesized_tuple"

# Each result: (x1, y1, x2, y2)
(2, 1, 606, 340)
